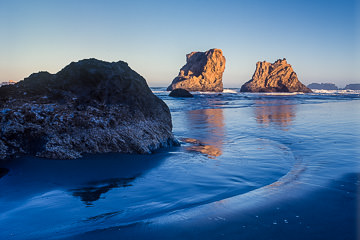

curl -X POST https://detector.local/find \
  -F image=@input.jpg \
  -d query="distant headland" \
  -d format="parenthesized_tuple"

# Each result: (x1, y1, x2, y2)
(307, 83, 338, 90)
(307, 83, 360, 90)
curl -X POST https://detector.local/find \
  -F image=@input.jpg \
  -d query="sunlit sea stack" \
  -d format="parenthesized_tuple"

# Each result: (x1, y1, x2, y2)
(167, 48, 226, 92)
(0, 59, 178, 160)
(240, 58, 312, 93)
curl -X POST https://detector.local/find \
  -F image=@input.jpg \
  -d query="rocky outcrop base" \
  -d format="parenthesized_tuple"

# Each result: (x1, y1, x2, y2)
(0, 103, 178, 160)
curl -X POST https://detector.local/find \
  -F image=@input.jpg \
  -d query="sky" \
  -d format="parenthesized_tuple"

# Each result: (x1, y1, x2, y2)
(0, 0, 358, 88)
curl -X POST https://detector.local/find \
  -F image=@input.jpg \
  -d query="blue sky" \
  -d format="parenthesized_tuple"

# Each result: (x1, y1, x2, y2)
(0, 0, 358, 87)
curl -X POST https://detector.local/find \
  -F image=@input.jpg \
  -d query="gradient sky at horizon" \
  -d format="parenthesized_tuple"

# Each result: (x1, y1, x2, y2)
(1, 0, 358, 87)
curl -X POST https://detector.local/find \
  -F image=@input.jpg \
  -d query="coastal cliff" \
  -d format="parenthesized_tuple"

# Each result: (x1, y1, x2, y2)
(167, 49, 226, 92)
(240, 59, 312, 93)
(0, 59, 178, 160)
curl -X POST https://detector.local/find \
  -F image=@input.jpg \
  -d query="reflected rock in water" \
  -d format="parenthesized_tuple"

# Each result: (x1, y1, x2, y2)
(184, 108, 224, 158)
(182, 138, 222, 158)
(254, 100, 296, 130)
(0, 153, 167, 207)
(70, 177, 136, 206)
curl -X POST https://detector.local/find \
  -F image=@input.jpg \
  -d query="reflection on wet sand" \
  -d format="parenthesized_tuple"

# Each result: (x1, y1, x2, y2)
(0, 153, 167, 207)
(70, 177, 136, 206)
(184, 108, 224, 158)
(254, 100, 296, 130)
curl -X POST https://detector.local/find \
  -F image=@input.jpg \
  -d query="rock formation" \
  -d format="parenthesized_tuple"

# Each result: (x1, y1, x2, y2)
(167, 49, 226, 92)
(240, 59, 312, 93)
(169, 88, 194, 98)
(0, 59, 178, 160)
(307, 83, 338, 90)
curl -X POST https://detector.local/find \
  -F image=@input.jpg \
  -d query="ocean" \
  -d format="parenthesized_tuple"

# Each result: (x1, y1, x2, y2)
(0, 88, 359, 240)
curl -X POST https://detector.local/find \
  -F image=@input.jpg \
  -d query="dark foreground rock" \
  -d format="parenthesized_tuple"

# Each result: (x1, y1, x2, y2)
(167, 49, 226, 92)
(240, 59, 312, 93)
(169, 88, 194, 98)
(0, 59, 178, 160)
(307, 83, 338, 90)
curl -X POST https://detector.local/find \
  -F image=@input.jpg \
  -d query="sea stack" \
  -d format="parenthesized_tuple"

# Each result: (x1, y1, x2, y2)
(167, 48, 226, 92)
(0, 59, 178, 160)
(240, 58, 312, 93)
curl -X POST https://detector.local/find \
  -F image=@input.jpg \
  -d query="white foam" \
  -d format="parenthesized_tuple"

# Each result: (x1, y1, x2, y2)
(191, 91, 220, 95)
(223, 89, 238, 93)
(262, 92, 301, 96)
(311, 89, 360, 94)
(151, 90, 167, 94)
